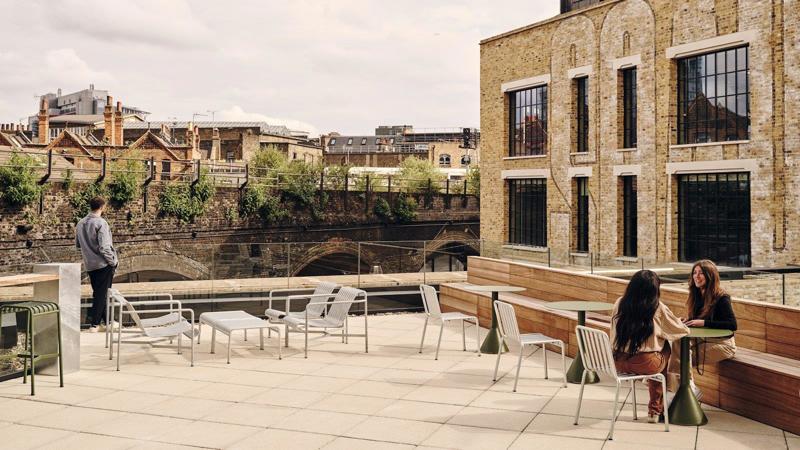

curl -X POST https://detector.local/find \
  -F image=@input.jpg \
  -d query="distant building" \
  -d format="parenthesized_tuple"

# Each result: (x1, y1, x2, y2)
(28, 85, 149, 136)
(321, 126, 479, 169)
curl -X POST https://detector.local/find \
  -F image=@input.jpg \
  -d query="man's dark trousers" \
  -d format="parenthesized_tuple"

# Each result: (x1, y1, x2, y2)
(88, 264, 115, 326)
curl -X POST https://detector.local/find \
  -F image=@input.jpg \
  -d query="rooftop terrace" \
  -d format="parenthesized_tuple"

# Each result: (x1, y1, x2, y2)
(0, 313, 795, 450)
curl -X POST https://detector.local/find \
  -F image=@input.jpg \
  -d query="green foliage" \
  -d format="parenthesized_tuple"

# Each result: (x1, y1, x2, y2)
(353, 173, 383, 192)
(282, 161, 322, 206)
(466, 164, 480, 195)
(158, 170, 215, 223)
(62, 168, 74, 192)
(68, 182, 108, 222)
(0, 152, 43, 208)
(108, 157, 144, 205)
(259, 194, 287, 224)
(249, 148, 286, 181)
(325, 164, 351, 190)
(373, 197, 392, 222)
(397, 157, 445, 194)
(239, 184, 287, 224)
(392, 193, 418, 223)
(225, 205, 239, 222)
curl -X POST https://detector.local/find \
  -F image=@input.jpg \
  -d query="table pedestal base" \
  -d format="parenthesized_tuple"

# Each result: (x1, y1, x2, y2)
(566, 354, 599, 384)
(668, 385, 707, 426)
(480, 292, 508, 354)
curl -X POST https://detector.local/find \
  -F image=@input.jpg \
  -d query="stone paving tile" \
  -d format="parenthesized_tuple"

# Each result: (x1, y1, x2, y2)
(421, 423, 520, 450)
(343, 416, 443, 445)
(695, 428, 789, 450)
(446, 405, 537, 431)
(321, 436, 415, 450)
(375, 399, 464, 424)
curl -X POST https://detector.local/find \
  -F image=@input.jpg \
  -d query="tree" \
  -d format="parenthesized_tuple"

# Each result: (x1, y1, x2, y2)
(466, 164, 480, 196)
(0, 152, 43, 208)
(397, 157, 445, 194)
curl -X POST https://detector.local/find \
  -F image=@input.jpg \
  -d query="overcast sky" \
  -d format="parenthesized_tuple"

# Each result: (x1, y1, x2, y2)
(0, 0, 558, 136)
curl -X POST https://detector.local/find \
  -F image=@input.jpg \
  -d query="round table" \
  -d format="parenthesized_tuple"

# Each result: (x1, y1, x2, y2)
(462, 285, 526, 354)
(668, 327, 733, 426)
(547, 301, 614, 384)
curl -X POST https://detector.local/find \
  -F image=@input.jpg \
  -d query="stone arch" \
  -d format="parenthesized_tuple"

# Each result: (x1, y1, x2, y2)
(114, 252, 210, 281)
(290, 241, 378, 276)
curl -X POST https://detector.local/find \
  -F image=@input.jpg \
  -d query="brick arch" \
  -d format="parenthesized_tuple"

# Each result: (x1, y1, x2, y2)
(290, 241, 379, 277)
(115, 252, 210, 281)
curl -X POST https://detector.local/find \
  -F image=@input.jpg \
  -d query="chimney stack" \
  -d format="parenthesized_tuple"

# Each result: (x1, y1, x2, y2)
(38, 97, 49, 144)
(211, 127, 221, 160)
(103, 95, 116, 145)
(114, 101, 124, 146)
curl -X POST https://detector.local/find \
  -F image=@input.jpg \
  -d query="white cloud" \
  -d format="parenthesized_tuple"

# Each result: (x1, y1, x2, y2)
(217, 106, 319, 137)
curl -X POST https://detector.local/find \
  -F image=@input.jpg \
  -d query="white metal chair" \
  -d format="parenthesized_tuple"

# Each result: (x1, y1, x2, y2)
(418, 284, 480, 360)
(492, 300, 566, 390)
(108, 289, 198, 370)
(283, 286, 368, 358)
(573, 325, 669, 440)
(265, 282, 339, 337)
(105, 292, 175, 349)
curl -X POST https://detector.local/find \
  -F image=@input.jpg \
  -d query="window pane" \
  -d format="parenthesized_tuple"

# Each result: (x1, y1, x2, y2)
(508, 85, 548, 156)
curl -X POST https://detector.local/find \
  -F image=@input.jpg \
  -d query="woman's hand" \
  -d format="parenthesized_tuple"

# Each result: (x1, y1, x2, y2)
(684, 319, 705, 327)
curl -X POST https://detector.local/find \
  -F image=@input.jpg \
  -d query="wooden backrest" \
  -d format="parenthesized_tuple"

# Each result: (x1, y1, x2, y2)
(467, 256, 800, 361)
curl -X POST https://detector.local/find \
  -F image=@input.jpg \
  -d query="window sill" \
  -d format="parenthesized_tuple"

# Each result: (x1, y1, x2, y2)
(503, 155, 547, 160)
(616, 147, 638, 152)
(615, 256, 639, 263)
(570, 252, 590, 258)
(503, 244, 549, 253)
(569, 152, 592, 156)
(669, 140, 749, 149)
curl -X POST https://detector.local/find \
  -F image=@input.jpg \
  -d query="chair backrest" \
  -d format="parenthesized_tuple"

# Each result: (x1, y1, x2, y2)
(306, 282, 339, 317)
(575, 325, 618, 378)
(324, 286, 363, 327)
(109, 289, 145, 331)
(419, 284, 442, 319)
(493, 300, 522, 350)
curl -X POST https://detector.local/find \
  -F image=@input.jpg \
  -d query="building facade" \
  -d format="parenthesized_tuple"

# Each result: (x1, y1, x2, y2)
(480, 0, 798, 268)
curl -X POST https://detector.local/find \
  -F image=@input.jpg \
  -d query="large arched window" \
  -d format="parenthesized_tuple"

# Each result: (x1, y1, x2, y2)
(438, 154, 451, 166)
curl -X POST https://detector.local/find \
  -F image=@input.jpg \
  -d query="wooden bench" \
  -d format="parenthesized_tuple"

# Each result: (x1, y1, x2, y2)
(439, 256, 800, 434)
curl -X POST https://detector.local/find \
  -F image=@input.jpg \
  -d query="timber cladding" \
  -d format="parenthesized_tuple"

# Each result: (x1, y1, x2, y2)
(440, 256, 800, 432)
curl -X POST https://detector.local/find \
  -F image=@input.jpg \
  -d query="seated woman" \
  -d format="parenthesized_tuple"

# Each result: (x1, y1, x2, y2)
(611, 270, 689, 422)
(669, 259, 737, 398)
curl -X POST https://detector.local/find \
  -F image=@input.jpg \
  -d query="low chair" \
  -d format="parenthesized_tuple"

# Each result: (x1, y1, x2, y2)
(283, 286, 368, 358)
(264, 282, 339, 337)
(492, 300, 566, 390)
(108, 289, 198, 370)
(573, 325, 669, 440)
(418, 284, 480, 360)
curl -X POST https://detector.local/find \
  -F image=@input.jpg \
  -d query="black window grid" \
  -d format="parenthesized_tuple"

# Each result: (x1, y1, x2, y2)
(508, 85, 548, 157)
(576, 177, 589, 252)
(576, 77, 589, 153)
(677, 172, 751, 267)
(508, 178, 547, 247)
(622, 68, 637, 148)
(622, 176, 637, 257)
(677, 46, 749, 145)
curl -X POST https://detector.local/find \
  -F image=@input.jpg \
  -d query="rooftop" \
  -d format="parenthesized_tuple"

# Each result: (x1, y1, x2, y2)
(1, 313, 793, 449)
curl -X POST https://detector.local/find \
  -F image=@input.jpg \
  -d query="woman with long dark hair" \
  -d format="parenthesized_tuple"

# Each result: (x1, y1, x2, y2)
(611, 270, 688, 422)
(668, 259, 737, 398)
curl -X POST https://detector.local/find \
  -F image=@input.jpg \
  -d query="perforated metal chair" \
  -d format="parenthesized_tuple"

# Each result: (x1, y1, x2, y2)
(573, 325, 669, 440)
(418, 284, 480, 360)
(492, 300, 566, 391)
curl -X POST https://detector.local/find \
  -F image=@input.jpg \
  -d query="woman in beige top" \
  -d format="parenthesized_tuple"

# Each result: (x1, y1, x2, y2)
(611, 270, 689, 422)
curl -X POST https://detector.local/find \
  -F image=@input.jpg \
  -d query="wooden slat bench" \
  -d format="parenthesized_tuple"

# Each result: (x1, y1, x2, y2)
(439, 256, 800, 434)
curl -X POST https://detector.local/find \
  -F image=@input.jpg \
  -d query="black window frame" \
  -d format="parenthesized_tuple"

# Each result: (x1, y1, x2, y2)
(621, 67, 637, 148)
(575, 76, 589, 153)
(678, 172, 751, 267)
(677, 46, 749, 145)
(508, 178, 547, 247)
(575, 177, 589, 252)
(508, 85, 548, 157)
(622, 176, 637, 257)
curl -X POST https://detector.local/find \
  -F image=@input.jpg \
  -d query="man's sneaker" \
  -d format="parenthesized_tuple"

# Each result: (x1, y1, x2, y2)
(690, 380, 703, 401)
(87, 326, 99, 333)
(97, 324, 107, 332)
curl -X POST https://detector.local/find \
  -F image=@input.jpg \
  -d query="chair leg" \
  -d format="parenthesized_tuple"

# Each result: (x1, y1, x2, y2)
(285, 326, 290, 347)
(211, 328, 216, 354)
(259, 328, 264, 350)
(227, 332, 232, 364)
(23, 314, 29, 386)
(190, 330, 194, 367)
(660, 375, 670, 432)
(244, 329, 248, 342)
(304, 326, 308, 359)
(56, 311, 64, 388)
(197, 322, 202, 344)
(435, 322, 445, 361)
(29, 313, 35, 396)
(542, 344, 549, 379)
(631, 380, 638, 421)
(609, 381, 621, 440)
(474, 319, 480, 356)
(418, 317, 428, 353)
(574, 369, 588, 425)
(461, 320, 466, 351)
(560, 343, 567, 387)
(513, 346, 524, 392)
(275, 327, 282, 360)
(493, 339, 503, 381)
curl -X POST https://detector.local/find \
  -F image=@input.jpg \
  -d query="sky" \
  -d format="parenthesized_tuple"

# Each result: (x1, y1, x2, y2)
(0, 0, 559, 136)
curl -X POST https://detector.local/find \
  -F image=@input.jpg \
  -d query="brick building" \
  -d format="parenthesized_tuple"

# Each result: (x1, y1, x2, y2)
(480, 0, 798, 268)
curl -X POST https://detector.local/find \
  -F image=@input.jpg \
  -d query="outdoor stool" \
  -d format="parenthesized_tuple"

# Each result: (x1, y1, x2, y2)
(0, 301, 64, 396)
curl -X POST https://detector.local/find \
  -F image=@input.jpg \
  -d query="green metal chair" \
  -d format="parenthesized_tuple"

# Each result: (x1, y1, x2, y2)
(0, 301, 64, 396)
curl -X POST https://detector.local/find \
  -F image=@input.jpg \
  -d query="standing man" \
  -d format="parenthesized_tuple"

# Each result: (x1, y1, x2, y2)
(76, 196, 118, 332)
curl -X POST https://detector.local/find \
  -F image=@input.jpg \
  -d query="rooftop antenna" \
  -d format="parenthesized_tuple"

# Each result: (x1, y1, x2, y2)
(206, 110, 217, 122)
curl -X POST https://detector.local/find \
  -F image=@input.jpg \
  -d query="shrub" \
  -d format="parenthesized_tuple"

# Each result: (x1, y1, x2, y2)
(373, 197, 392, 222)
(62, 168, 74, 192)
(325, 164, 351, 190)
(158, 170, 215, 223)
(397, 157, 445, 194)
(392, 193, 418, 223)
(108, 157, 144, 205)
(259, 193, 287, 224)
(240, 185, 266, 218)
(466, 164, 480, 195)
(249, 148, 286, 181)
(0, 152, 43, 208)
